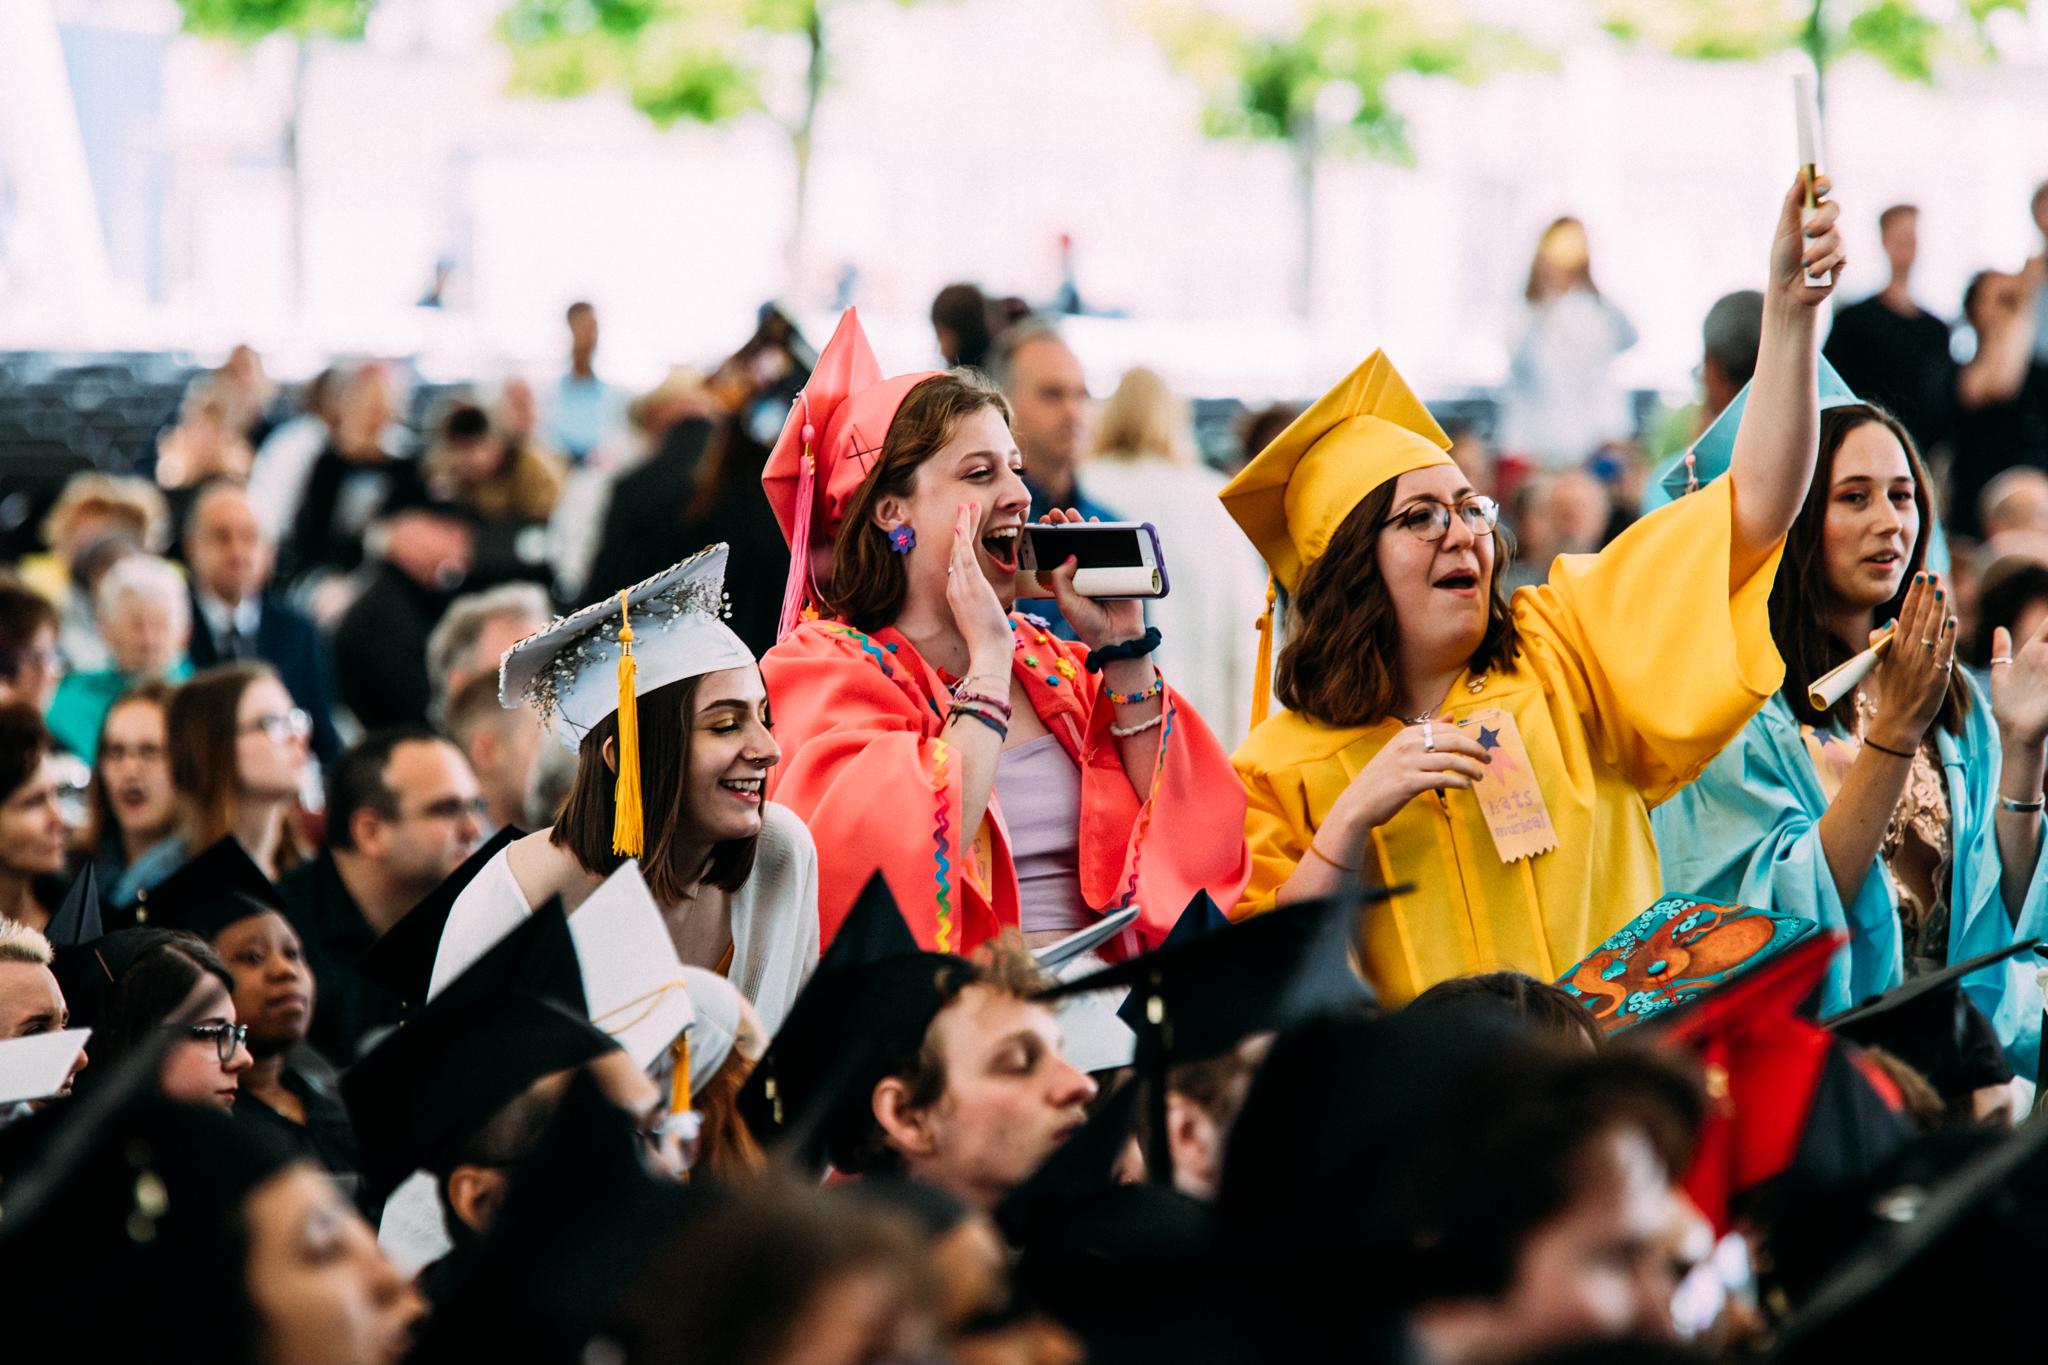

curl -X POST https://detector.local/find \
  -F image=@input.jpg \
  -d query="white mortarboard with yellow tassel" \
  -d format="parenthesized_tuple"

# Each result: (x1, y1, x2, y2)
(499, 542, 754, 858)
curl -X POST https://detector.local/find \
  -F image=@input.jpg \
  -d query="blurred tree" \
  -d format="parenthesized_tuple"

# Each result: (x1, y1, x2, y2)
(498, 0, 941, 291)
(174, 0, 377, 312)
(1600, 0, 2030, 87)
(1143, 1, 1542, 318)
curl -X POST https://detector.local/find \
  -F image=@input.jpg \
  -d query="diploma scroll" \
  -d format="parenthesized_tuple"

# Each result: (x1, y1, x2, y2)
(1806, 623, 1895, 711)
(1794, 72, 1829, 288)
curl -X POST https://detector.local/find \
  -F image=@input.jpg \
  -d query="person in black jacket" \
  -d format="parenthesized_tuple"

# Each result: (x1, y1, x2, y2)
(331, 492, 475, 731)
(182, 482, 341, 765)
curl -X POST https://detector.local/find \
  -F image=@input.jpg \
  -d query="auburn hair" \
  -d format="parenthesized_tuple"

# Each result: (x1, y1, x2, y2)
(1772, 403, 1966, 736)
(1275, 484, 1520, 727)
(824, 371, 1013, 633)
(167, 662, 305, 874)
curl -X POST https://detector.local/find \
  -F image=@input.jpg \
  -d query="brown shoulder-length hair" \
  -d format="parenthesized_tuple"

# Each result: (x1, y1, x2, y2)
(82, 678, 175, 857)
(823, 370, 1012, 633)
(550, 672, 758, 902)
(168, 661, 305, 873)
(1774, 403, 1967, 736)
(1275, 482, 1521, 728)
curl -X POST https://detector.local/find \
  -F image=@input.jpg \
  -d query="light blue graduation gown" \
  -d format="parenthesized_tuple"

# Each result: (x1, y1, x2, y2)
(1653, 677, 2048, 1076)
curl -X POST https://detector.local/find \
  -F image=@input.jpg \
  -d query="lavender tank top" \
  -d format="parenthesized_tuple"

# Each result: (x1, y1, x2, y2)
(995, 734, 1094, 934)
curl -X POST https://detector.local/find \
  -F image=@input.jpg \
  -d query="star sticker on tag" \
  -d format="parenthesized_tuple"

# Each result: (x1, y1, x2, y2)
(1477, 725, 1501, 752)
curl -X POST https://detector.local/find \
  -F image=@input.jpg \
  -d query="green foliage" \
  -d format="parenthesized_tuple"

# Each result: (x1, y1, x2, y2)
(175, 0, 373, 42)
(1148, 0, 1543, 166)
(1599, 0, 2030, 79)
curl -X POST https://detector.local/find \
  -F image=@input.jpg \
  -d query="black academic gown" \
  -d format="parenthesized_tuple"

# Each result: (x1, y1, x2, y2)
(235, 1045, 365, 1208)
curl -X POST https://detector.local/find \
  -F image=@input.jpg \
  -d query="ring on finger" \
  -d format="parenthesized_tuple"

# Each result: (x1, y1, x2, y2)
(1992, 655, 2015, 665)
(1922, 638, 1937, 651)
(1423, 716, 1437, 753)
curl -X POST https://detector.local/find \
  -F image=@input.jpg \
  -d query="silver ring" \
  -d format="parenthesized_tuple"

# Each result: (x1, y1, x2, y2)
(1922, 639, 1937, 651)
(1992, 655, 2015, 665)
(1423, 716, 1436, 753)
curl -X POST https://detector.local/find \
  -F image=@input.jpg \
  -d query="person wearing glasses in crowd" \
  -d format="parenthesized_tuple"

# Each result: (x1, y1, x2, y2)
(140, 838, 362, 1192)
(1223, 176, 1845, 1002)
(280, 729, 486, 1063)
(76, 680, 177, 895)
(93, 931, 255, 1110)
(116, 662, 314, 906)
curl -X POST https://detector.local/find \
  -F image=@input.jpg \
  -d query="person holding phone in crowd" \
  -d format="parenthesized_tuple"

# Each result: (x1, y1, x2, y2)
(1224, 176, 1844, 1003)
(759, 310, 1249, 953)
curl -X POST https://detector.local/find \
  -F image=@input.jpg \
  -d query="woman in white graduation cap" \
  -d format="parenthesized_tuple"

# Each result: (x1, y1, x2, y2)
(426, 543, 819, 1030)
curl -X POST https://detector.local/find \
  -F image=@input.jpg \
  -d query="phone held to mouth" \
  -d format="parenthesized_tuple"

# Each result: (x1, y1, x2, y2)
(1017, 521, 1168, 599)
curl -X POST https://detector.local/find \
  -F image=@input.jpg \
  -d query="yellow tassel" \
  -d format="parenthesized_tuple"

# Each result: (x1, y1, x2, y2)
(1251, 576, 1277, 728)
(611, 590, 644, 857)
(669, 1034, 691, 1114)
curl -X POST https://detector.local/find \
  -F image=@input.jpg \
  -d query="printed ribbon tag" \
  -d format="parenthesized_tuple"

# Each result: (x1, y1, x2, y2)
(1457, 708, 1558, 863)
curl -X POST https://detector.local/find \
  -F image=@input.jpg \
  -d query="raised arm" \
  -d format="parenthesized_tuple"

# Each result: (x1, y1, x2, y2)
(1727, 174, 1845, 588)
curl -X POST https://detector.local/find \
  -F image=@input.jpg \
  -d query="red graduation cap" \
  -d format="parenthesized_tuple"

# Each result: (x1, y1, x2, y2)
(760, 308, 939, 638)
(1657, 929, 1907, 1233)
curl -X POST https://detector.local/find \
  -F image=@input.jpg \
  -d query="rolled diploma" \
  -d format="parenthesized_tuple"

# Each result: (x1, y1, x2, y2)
(1807, 624, 1895, 710)
(1794, 72, 1828, 287)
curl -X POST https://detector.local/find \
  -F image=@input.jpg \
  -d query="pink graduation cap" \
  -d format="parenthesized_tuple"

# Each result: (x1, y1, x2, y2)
(762, 308, 939, 638)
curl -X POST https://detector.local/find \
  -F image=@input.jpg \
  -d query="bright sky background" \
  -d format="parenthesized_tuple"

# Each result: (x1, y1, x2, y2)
(7, 0, 2048, 406)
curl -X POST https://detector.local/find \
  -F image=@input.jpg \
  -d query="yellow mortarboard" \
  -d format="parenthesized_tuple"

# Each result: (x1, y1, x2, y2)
(1219, 350, 1454, 726)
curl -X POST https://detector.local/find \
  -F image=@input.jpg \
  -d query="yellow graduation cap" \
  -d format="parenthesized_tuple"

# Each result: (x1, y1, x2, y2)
(1219, 350, 1454, 727)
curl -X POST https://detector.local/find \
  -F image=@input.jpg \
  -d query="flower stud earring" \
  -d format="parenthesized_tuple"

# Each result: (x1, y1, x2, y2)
(887, 524, 916, 554)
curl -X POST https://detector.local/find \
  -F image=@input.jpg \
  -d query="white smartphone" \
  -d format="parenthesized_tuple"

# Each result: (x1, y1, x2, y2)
(1016, 521, 1168, 599)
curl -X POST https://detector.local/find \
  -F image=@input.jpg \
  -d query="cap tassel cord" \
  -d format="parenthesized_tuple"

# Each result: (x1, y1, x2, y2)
(776, 421, 819, 640)
(612, 590, 644, 857)
(669, 1034, 692, 1116)
(1251, 577, 1277, 728)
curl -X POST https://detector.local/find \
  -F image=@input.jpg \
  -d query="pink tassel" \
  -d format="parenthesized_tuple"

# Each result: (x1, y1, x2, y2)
(776, 422, 818, 639)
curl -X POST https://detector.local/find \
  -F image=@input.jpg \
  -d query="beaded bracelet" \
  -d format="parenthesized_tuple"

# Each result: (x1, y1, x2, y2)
(1084, 627, 1163, 674)
(948, 704, 1008, 741)
(1104, 674, 1164, 706)
(1109, 712, 1166, 738)
(951, 688, 1014, 719)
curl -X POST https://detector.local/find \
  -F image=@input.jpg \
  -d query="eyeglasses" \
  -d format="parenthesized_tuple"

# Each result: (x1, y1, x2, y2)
(188, 1021, 249, 1064)
(239, 709, 311, 743)
(101, 742, 166, 765)
(401, 795, 491, 823)
(1381, 495, 1501, 543)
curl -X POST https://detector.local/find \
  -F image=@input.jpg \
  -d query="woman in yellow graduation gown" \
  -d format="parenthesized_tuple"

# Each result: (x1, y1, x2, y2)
(1223, 176, 1846, 1003)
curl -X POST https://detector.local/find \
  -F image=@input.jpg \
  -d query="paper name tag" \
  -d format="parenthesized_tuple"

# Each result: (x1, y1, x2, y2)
(1457, 708, 1558, 863)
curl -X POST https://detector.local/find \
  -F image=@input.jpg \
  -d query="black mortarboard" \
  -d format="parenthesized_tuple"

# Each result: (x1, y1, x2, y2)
(0, 1001, 302, 1363)
(426, 895, 586, 1018)
(128, 835, 285, 940)
(1823, 939, 2036, 1101)
(1039, 889, 1386, 1181)
(45, 861, 103, 949)
(341, 987, 616, 1201)
(353, 825, 524, 1010)
(1772, 1113, 2048, 1359)
(49, 925, 178, 1034)
(739, 876, 974, 1174)
(407, 1067, 704, 1364)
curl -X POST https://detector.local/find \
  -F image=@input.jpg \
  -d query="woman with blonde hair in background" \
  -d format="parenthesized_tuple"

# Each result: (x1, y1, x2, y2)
(1082, 367, 1266, 748)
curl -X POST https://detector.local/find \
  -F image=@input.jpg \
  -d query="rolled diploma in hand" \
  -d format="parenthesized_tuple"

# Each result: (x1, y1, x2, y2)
(1807, 623, 1896, 710)
(1795, 72, 1828, 287)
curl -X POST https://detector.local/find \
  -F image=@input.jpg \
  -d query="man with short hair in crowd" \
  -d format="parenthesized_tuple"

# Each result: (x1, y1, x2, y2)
(280, 729, 485, 1062)
(442, 672, 542, 836)
(423, 582, 551, 719)
(1824, 204, 1956, 459)
(182, 481, 340, 763)
(550, 301, 627, 466)
(988, 319, 1117, 639)
(0, 921, 87, 1115)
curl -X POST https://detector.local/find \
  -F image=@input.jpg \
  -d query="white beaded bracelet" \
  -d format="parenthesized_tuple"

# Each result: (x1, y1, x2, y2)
(1109, 713, 1166, 739)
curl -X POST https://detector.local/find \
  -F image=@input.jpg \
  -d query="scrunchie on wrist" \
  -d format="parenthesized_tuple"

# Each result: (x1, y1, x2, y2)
(1084, 626, 1163, 674)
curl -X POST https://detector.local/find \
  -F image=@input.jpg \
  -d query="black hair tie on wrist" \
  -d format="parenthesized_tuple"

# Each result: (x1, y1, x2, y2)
(1085, 626, 1163, 674)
